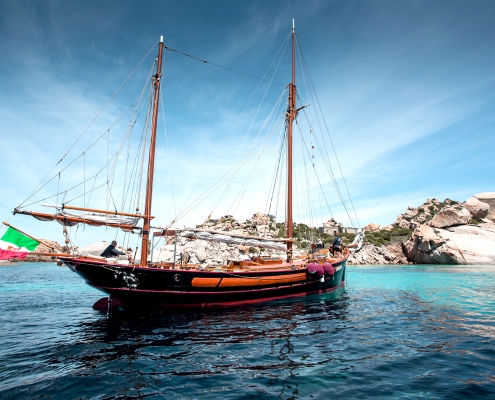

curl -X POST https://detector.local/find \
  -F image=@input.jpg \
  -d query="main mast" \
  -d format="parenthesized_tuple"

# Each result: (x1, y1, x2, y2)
(286, 20, 296, 262)
(140, 36, 164, 266)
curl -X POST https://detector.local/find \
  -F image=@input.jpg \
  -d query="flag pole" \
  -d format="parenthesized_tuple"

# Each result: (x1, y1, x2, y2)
(2, 222, 57, 252)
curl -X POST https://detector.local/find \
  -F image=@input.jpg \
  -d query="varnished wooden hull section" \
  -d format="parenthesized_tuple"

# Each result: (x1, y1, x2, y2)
(60, 256, 347, 308)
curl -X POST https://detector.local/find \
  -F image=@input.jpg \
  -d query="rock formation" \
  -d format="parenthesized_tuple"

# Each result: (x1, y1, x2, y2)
(363, 223, 381, 232)
(17, 192, 495, 266)
(393, 198, 460, 230)
(473, 192, 495, 221)
(151, 213, 305, 266)
(464, 196, 489, 219)
(195, 213, 277, 237)
(429, 205, 471, 228)
(352, 191, 495, 265)
(403, 222, 495, 264)
(399, 192, 495, 264)
(348, 242, 408, 265)
(25, 239, 63, 262)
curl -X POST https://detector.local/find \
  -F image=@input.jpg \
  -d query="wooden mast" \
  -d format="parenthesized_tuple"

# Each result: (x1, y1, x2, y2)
(286, 20, 296, 262)
(140, 36, 164, 266)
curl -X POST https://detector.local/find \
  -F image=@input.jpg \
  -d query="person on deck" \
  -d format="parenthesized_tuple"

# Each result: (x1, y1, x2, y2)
(101, 240, 126, 258)
(332, 232, 342, 256)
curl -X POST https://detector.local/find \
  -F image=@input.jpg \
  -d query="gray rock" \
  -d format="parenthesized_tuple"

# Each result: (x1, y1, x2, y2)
(403, 223, 495, 264)
(25, 239, 64, 262)
(348, 242, 408, 265)
(464, 196, 489, 219)
(429, 206, 471, 228)
(474, 192, 495, 222)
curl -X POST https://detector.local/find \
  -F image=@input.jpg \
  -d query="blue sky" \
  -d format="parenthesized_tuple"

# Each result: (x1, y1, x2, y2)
(1, 0, 494, 246)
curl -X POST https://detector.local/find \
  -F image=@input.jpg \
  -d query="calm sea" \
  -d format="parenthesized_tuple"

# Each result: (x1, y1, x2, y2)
(1, 263, 495, 399)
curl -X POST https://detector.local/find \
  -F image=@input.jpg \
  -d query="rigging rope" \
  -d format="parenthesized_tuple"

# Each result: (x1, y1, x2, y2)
(208, 36, 291, 218)
(223, 90, 288, 216)
(164, 44, 286, 87)
(136, 90, 153, 211)
(265, 129, 286, 216)
(19, 41, 159, 209)
(177, 34, 290, 222)
(159, 67, 178, 220)
(298, 101, 356, 228)
(295, 35, 360, 227)
(296, 122, 335, 223)
(226, 118, 285, 216)
(18, 100, 144, 209)
(106, 130, 109, 213)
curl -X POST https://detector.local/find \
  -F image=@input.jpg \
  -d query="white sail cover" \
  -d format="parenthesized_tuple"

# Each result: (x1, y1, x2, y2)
(181, 231, 287, 251)
(42, 204, 139, 227)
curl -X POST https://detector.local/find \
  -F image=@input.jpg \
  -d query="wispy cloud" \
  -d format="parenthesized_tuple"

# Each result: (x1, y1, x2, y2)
(1, 0, 495, 245)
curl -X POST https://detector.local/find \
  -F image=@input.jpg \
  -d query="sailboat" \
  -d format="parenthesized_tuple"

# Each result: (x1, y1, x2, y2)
(13, 24, 359, 308)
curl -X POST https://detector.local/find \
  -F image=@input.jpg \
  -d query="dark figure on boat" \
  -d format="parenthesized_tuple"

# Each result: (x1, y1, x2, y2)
(101, 241, 126, 258)
(332, 233, 342, 256)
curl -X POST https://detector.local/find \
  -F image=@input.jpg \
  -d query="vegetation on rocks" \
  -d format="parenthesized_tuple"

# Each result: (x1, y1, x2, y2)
(364, 226, 413, 246)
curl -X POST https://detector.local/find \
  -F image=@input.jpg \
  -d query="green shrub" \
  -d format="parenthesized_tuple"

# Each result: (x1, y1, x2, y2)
(364, 226, 413, 246)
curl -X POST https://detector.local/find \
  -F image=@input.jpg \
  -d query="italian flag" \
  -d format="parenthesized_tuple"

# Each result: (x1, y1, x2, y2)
(0, 227, 40, 260)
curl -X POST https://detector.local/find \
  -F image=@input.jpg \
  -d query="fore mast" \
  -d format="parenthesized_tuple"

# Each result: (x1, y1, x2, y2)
(286, 20, 297, 262)
(140, 36, 164, 266)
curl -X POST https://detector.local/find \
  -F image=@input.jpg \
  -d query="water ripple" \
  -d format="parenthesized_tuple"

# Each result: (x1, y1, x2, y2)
(1, 263, 495, 398)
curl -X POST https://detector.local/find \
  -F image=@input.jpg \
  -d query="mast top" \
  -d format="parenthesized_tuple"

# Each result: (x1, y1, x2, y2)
(160, 35, 163, 43)
(292, 19, 295, 32)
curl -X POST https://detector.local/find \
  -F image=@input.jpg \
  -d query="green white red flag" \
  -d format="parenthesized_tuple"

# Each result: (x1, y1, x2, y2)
(0, 227, 40, 260)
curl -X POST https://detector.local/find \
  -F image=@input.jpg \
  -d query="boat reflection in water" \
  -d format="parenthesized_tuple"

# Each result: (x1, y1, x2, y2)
(53, 290, 350, 399)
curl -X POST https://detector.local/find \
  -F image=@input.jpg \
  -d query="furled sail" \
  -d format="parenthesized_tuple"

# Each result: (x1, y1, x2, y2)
(14, 204, 140, 232)
(180, 230, 287, 251)
(42, 204, 139, 226)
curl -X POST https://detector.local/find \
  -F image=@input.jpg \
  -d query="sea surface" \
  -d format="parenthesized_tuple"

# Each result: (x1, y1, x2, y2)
(1, 263, 495, 399)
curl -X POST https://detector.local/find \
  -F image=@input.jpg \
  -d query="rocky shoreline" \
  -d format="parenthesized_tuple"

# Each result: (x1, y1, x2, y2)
(358, 192, 495, 265)
(6, 192, 495, 266)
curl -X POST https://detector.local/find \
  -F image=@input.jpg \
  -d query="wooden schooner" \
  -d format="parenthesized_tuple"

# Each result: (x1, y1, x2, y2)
(14, 23, 358, 308)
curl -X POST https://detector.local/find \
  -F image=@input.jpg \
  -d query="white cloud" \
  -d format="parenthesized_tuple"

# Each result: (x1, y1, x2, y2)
(1, 1, 494, 247)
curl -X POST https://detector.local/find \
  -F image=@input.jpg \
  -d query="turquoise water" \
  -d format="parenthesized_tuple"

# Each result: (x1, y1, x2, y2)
(1, 263, 495, 399)
(347, 264, 495, 317)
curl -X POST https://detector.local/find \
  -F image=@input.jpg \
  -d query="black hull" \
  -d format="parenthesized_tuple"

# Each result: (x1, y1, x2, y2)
(61, 258, 347, 308)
